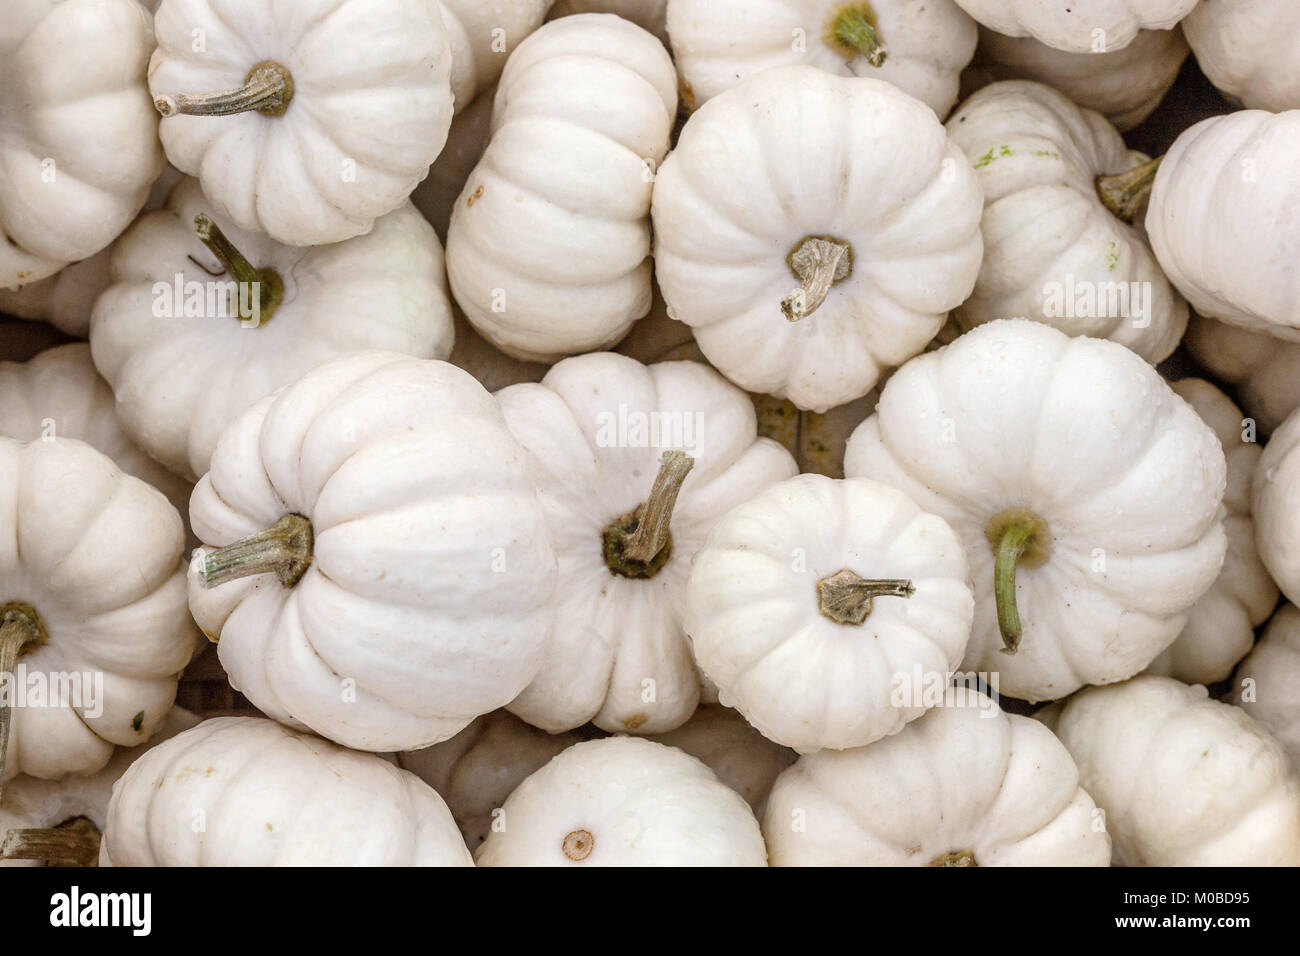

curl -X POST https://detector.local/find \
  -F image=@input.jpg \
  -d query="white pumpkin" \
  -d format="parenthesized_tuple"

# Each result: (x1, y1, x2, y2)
(1254, 406, 1300, 608)
(1235, 603, 1300, 769)
(649, 705, 795, 812)
(0, 707, 198, 867)
(496, 352, 797, 734)
(101, 716, 473, 866)
(844, 319, 1228, 702)
(972, 25, 1188, 132)
(412, 88, 495, 242)
(1143, 379, 1277, 684)
(667, 0, 978, 118)
(0, 0, 162, 289)
(446, 15, 677, 361)
(764, 691, 1111, 865)
(952, 0, 1197, 53)
(0, 437, 198, 787)
(148, 0, 454, 246)
(187, 350, 558, 752)
(1184, 314, 1300, 438)
(551, 0, 670, 44)
(686, 474, 975, 752)
(945, 81, 1186, 362)
(1053, 675, 1300, 865)
(1146, 110, 1300, 341)
(398, 713, 585, 849)
(652, 65, 984, 412)
(440, 0, 551, 112)
(475, 736, 768, 866)
(1182, 0, 1300, 112)
(90, 176, 454, 482)
(0, 344, 192, 519)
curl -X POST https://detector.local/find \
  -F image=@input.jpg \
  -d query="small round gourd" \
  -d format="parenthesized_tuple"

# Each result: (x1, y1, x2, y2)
(686, 474, 975, 752)
(952, 0, 1197, 53)
(475, 737, 768, 866)
(1184, 313, 1300, 438)
(1182, 0, 1300, 112)
(1235, 604, 1300, 769)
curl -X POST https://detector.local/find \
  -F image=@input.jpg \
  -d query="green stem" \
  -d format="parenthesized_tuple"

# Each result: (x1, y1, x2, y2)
(193, 215, 285, 325)
(602, 451, 695, 579)
(929, 849, 978, 867)
(1096, 155, 1163, 222)
(827, 5, 888, 67)
(817, 569, 914, 625)
(985, 509, 1051, 655)
(781, 236, 853, 321)
(202, 514, 314, 589)
(1, 817, 100, 867)
(155, 61, 294, 118)
(0, 603, 47, 805)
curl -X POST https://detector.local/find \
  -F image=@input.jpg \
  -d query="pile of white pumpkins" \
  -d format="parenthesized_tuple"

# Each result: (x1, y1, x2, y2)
(1, 0, 1299, 868)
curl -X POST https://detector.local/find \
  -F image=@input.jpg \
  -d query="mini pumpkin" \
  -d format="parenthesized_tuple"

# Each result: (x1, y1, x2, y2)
(101, 716, 473, 866)
(1053, 675, 1300, 865)
(496, 352, 798, 734)
(686, 474, 975, 752)
(1184, 313, 1300, 438)
(652, 65, 984, 412)
(1182, 0, 1300, 112)
(844, 319, 1227, 702)
(1235, 603, 1300, 769)
(186, 350, 558, 752)
(667, 0, 978, 118)
(148, 0, 454, 245)
(763, 691, 1111, 865)
(446, 14, 677, 360)
(945, 80, 1186, 362)
(952, 0, 1197, 53)
(90, 177, 453, 481)
(475, 737, 768, 866)
(1253, 406, 1300, 608)
(0, 0, 162, 289)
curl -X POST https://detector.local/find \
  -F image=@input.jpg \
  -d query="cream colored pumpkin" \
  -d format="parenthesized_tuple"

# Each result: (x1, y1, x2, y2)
(1182, 0, 1300, 111)
(1184, 314, 1300, 438)
(440, 0, 551, 111)
(952, 0, 1197, 53)
(1143, 379, 1277, 684)
(187, 351, 558, 752)
(652, 65, 984, 412)
(496, 353, 798, 734)
(412, 88, 495, 242)
(1254, 406, 1300, 608)
(764, 692, 1111, 865)
(148, 0, 454, 246)
(446, 15, 677, 361)
(0, 0, 162, 289)
(398, 712, 583, 850)
(971, 25, 1188, 131)
(0, 438, 198, 785)
(687, 474, 975, 752)
(0, 344, 192, 519)
(1146, 110, 1300, 341)
(476, 737, 768, 866)
(844, 319, 1228, 702)
(551, 0, 669, 44)
(102, 716, 473, 866)
(90, 177, 453, 482)
(1054, 676, 1300, 865)
(667, 0, 978, 118)
(1235, 604, 1300, 769)
(945, 81, 1186, 362)
(0, 707, 198, 867)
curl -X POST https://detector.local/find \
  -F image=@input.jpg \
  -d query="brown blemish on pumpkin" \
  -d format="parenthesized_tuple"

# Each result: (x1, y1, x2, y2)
(623, 713, 648, 730)
(467, 185, 484, 207)
(562, 828, 594, 861)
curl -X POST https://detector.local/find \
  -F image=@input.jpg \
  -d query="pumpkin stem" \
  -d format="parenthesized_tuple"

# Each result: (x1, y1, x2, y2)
(602, 451, 695, 579)
(1, 817, 100, 867)
(985, 508, 1051, 654)
(202, 513, 314, 589)
(1095, 155, 1163, 222)
(193, 215, 284, 326)
(826, 4, 887, 67)
(817, 569, 914, 625)
(0, 603, 47, 805)
(929, 849, 978, 867)
(781, 236, 853, 321)
(155, 61, 295, 118)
